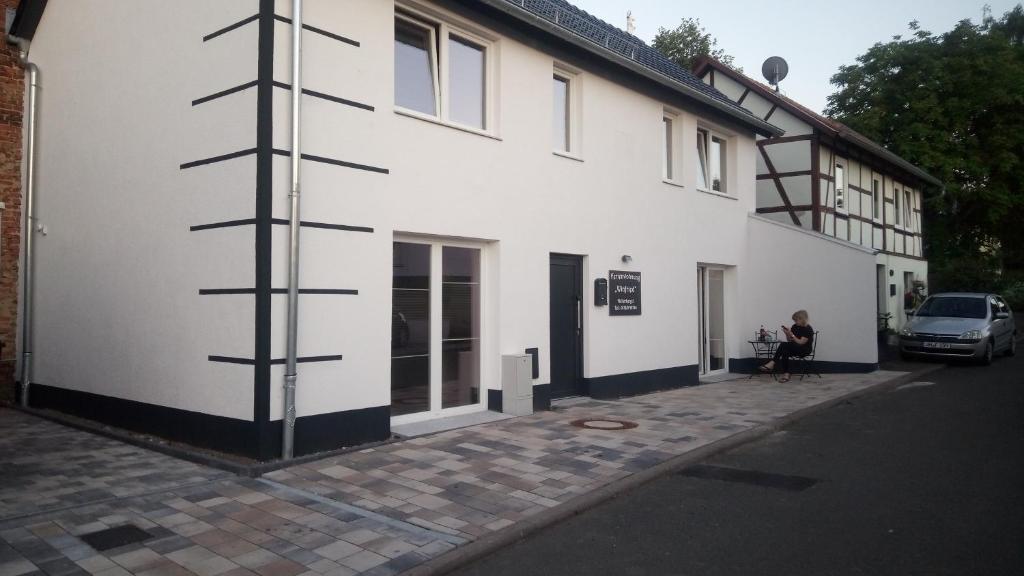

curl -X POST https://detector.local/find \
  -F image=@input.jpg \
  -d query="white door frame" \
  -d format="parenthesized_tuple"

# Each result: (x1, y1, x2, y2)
(698, 265, 728, 376)
(391, 236, 488, 426)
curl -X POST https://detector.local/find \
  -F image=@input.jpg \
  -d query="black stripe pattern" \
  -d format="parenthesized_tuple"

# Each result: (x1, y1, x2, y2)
(190, 219, 373, 233)
(180, 148, 257, 170)
(271, 149, 389, 174)
(209, 355, 344, 365)
(199, 288, 358, 295)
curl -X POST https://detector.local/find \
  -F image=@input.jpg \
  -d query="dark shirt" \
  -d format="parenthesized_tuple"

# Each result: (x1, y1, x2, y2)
(791, 324, 814, 353)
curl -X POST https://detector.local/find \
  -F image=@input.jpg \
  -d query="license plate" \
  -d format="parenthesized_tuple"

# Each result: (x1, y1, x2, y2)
(923, 342, 951, 349)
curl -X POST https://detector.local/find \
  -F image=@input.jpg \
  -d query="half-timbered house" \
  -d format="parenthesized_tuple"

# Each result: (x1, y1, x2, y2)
(694, 57, 942, 331)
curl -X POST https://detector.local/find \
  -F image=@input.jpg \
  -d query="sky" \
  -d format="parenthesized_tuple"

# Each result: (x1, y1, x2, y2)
(571, 0, 1020, 113)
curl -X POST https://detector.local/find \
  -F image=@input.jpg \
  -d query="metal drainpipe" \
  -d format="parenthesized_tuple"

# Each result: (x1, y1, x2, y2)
(282, 0, 303, 459)
(7, 35, 38, 408)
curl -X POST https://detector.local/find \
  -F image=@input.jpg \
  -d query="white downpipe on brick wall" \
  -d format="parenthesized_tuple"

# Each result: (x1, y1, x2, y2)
(282, 0, 303, 459)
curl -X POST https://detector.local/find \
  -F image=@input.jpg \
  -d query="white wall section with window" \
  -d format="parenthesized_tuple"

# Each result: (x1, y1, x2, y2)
(394, 4, 497, 135)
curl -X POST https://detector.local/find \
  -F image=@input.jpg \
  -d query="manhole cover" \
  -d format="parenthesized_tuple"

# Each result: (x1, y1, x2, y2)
(79, 524, 153, 551)
(569, 418, 638, 430)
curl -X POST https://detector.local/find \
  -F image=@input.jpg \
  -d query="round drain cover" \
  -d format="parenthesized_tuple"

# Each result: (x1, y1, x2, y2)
(569, 418, 638, 430)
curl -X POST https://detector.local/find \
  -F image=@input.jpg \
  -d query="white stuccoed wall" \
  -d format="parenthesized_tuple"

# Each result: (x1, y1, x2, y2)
(26, 0, 260, 421)
(22, 0, 884, 433)
(266, 0, 763, 420)
(742, 215, 879, 365)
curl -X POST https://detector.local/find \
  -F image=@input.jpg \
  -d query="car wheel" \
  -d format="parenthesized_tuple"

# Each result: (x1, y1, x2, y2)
(980, 340, 994, 366)
(1007, 335, 1017, 357)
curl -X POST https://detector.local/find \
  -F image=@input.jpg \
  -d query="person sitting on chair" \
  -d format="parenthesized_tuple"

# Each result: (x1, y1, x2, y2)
(760, 310, 814, 382)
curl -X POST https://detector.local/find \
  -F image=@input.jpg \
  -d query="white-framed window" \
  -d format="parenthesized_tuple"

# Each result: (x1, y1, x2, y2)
(552, 65, 580, 157)
(394, 8, 495, 133)
(904, 190, 913, 230)
(663, 114, 675, 181)
(697, 128, 728, 193)
(894, 185, 902, 227)
(835, 163, 846, 213)
(552, 73, 571, 152)
(872, 178, 881, 221)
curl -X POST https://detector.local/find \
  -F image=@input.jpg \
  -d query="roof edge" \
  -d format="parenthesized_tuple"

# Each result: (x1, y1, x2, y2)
(9, 0, 47, 42)
(477, 0, 784, 137)
(695, 56, 942, 189)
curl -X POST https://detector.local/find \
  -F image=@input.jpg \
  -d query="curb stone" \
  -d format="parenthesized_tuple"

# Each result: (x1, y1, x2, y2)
(397, 364, 947, 576)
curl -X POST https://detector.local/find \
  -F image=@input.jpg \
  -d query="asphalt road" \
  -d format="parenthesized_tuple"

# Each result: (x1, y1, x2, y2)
(451, 351, 1024, 576)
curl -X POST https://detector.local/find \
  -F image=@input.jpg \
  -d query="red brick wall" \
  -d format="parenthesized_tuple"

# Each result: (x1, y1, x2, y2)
(0, 1, 24, 404)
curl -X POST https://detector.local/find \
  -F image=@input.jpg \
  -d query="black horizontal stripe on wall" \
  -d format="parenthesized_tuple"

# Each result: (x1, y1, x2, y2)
(209, 354, 344, 365)
(209, 355, 257, 365)
(271, 149, 388, 174)
(272, 15, 359, 47)
(192, 80, 259, 106)
(204, 13, 260, 42)
(199, 288, 358, 295)
(269, 218, 374, 233)
(191, 219, 373, 233)
(272, 355, 343, 365)
(271, 81, 374, 112)
(180, 148, 257, 170)
(190, 219, 258, 232)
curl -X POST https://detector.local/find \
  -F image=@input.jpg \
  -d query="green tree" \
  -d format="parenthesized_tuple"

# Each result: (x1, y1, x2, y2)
(652, 18, 736, 71)
(825, 6, 1024, 289)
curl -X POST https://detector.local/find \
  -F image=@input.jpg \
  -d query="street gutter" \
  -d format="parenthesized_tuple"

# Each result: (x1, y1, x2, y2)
(397, 363, 947, 576)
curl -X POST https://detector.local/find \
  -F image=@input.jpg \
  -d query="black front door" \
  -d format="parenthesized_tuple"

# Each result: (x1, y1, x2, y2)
(550, 254, 583, 398)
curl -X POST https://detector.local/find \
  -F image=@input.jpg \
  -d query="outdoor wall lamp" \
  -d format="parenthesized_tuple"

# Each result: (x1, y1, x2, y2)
(621, 254, 632, 263)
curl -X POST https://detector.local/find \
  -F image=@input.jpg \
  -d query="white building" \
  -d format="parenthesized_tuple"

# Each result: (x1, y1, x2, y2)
(694, 58, 942, 332)
(10, 0, 882, 461)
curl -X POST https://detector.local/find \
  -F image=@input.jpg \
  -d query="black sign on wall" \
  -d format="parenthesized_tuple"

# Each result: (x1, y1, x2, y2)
(609, 270, 641, 316)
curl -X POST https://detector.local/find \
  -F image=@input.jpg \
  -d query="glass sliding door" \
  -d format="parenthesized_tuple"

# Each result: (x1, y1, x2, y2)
(391, 242, 431, 416)
(698, 266, 727, 375)
(442, 247, 480, 408)
(392, 240, 484, 423)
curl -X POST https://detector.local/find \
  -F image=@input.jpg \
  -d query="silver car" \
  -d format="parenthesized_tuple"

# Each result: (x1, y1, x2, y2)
(899, 292, 1017, 364)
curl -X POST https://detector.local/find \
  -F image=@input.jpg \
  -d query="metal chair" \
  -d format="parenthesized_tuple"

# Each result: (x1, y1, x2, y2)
(790, 331, 821, 380)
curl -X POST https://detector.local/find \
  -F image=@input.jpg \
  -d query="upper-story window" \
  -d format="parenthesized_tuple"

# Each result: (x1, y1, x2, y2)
(872, 179, 881, 220)
(663, 116, 674, 180)
(904, 190, 913, 229)
(553, 74, 571, 152)
(697, 128, 727, 193)
(894, 185, 902, 226)
(552, 65, 580, 157)
(394, 10, 492, 131)
(835, 164, 846, 212)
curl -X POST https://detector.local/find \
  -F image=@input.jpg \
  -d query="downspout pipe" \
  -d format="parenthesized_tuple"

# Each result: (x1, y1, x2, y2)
(282, 0, 302, 459)
(7, 35, 38, 408)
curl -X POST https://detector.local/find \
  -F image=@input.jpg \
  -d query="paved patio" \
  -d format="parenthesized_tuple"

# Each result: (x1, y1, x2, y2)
(0, 371, 903, 576)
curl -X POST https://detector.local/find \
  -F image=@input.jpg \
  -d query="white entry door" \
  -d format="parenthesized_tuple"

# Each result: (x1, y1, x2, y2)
(697, 267, 727, 375)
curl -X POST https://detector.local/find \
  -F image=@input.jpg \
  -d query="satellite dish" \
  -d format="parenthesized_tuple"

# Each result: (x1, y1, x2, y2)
(761, 56, 789, 92)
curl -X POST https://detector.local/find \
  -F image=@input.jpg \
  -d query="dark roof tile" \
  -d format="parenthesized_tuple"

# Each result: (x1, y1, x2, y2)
(502, 0, 753, 116)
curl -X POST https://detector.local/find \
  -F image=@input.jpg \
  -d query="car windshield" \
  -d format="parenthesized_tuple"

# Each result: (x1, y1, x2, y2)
(915, 296, 987, 319)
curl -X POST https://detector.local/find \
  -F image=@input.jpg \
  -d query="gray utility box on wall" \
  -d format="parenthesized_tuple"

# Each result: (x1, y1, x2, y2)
(501, 354, 534, 416)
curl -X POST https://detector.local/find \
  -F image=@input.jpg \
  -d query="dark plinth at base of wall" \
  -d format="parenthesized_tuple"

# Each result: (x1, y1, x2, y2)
(28, 383, 259, 458)
(585, 364, 699, 400)
(487, 384, 551, 413)
(728, 358, 879, 374)
(27, 383, 392, 462)
(263, 406, 391, 459)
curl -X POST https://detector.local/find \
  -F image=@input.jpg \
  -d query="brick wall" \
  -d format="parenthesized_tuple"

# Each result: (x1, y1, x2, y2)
(0, 0, 24, 404)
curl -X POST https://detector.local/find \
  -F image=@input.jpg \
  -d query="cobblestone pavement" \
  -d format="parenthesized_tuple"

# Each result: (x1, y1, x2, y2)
(0, 372, 902, 575)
